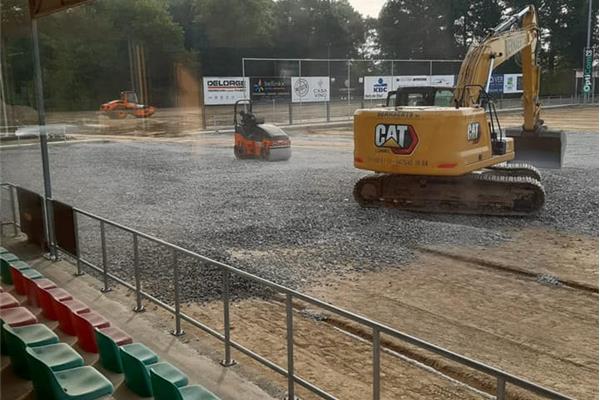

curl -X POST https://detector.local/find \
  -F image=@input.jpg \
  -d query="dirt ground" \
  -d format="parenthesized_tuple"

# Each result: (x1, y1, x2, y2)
(147, 227, 597, 400)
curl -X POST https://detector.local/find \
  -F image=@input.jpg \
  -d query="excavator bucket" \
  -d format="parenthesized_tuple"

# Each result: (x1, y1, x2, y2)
(504, 127, 566, 169)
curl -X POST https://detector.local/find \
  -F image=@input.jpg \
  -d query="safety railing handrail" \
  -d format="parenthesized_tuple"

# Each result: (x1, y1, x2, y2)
(0, 182, 573, 400)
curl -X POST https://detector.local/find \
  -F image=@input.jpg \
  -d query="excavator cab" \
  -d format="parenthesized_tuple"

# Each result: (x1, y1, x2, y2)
(385, 87, 454, 107)
(122, 91, 139, 104)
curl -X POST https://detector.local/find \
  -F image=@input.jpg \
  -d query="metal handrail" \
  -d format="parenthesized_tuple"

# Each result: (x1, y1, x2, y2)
(0, 182, 573, 400)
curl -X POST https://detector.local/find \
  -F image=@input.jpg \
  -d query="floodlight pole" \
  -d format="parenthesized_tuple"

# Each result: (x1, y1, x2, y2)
(31, 18, 57, 260)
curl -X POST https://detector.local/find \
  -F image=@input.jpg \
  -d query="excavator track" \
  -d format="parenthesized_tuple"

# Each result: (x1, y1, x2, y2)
(353, 169, 545, 216)
(485, 162, 541, 181)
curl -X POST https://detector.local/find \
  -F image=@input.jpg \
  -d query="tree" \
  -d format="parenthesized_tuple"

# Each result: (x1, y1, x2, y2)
(376, 0, 458, 59)
(447, 0, 504, 56)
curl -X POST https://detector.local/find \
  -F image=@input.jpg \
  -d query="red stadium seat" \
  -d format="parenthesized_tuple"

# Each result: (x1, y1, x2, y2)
(0, 292, 19, 309)
(38, 288, 72, 320)
(27, 278, 56, 307)
(55, 299, 90, 336)
(0, 307, 37, 327)
(72, 311, 110, 353)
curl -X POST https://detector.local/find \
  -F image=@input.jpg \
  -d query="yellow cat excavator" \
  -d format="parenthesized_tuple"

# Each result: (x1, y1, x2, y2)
(353, 5, 565, 216)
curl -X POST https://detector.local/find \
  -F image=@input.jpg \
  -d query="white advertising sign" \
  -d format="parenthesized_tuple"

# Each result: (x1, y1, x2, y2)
(364, 76, 393, 99)
(291, 76, 330, 103)
(503, 74, 523, 93)
(203, 77, 250, 105)
(429, 75, 455, 87)
(393, 75, 431, 88)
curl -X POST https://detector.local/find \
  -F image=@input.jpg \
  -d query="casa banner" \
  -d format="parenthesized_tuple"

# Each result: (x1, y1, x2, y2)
(203, 77, 250, 105)
(29, 0, 91, 18)
(291, 77, 330, 103)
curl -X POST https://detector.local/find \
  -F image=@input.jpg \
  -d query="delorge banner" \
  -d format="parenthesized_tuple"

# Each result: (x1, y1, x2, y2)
(291, 76, 330, 103)
(251, 78, 291, 100)
(203, 77, 250, 105)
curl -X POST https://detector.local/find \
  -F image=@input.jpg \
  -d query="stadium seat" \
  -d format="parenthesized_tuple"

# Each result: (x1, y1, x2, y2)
(26, 346, 113, 400)
(17, 268, 43, 296)
(72, 310, 110, 353)
(28, 278, 57, 307)
(0, 306, 38, 354)
(9, 260, 33, 292)
(4, 323, 59, 378)
(95, 326, 133, 373)
(149, 362, 219, 400)
(38, 287, 72, 320)
(120, 343, 166, 396)
(55, 298, 90, 336)
(26, 343, 85, 397)
(0, 246, 8, 254)
(0, 292, 19, 309)
(0, 253, 20, 284)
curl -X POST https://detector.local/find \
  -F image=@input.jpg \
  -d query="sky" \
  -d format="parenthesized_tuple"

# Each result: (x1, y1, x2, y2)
(347, 0, 386, 18)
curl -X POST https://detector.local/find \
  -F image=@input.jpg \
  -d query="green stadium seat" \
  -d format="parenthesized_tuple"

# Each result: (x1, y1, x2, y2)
(4, 323, 59, 378)
(25, 343, 85, 397)
(0, 292, 19, 309)
(0, 246, 8, 254)
(19, 268, 44, 296)
(9, 260, 33, 292)
(95, 326, 132, 373)
(0, 253, 20, 284)
(120, 343, 165, 396)
(149, 363, 219, 400)
(26, 346, 113, 400)
(0, 306, 38, 354)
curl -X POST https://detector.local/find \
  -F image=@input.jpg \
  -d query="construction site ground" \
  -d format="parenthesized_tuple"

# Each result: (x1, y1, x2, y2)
(0, 105, 597, 399)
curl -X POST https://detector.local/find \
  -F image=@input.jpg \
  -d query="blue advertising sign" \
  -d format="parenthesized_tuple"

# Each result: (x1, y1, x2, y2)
(488, 74, 504, 94)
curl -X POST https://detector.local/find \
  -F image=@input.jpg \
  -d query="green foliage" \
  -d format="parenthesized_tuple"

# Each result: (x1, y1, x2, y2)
(2, 0, 595, 111)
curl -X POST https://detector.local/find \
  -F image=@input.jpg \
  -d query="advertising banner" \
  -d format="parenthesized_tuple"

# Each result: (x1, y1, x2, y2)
(393, 75, 431, 88)
(291, 76, 330, 103)
(503, 73, 523, 93)
(203, 77, 250, 105)
(583, 47, 593, 94)
(429, 75, 455, 87)
(251, 78, 291, 100)
(364, 76, 393, 99)
(487, 74, 504, 94)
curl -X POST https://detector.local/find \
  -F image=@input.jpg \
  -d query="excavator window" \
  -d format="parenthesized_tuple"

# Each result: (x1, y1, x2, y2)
(433, 90, 454, 107)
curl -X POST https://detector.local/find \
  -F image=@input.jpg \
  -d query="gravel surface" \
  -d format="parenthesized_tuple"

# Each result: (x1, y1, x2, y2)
(0, 130, 597, 303)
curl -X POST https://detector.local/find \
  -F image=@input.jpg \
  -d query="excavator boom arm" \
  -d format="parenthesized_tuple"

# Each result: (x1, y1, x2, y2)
(453, 5, 541, 131)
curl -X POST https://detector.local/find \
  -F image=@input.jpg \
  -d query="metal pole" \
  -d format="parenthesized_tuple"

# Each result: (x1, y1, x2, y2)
(220, 270, 236, 367)
(73, 211, 83, 276)
(347, 61, 351, 115)
(326, 101, 330, 122)
(286, 293, 295, 400)
(100, 221, 111, 292)
(242, 57, 246, 77)
(372, 328, 381, 400)
(496, 376, 506, 400)
(288, 102, 293, 125)
(586, 0, 592, 48)
(132, 233, 144, 312)
(9, 186, 17, 236)
(171, 249, 184, 336)
(31, 19, 57, 260)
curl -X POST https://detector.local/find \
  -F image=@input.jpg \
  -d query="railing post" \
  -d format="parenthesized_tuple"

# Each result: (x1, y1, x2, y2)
(9, 186, 17, 236)
(171, 249, 184, 336)
(286, 293, 295, 400)
(100, 220, 111, 292)
(73, 211, 84, 276)
(373, 328, 381, 400)
(496, 376, 506, 400)
(132, 233, 144, 312)
(220, 270, 236, 367)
